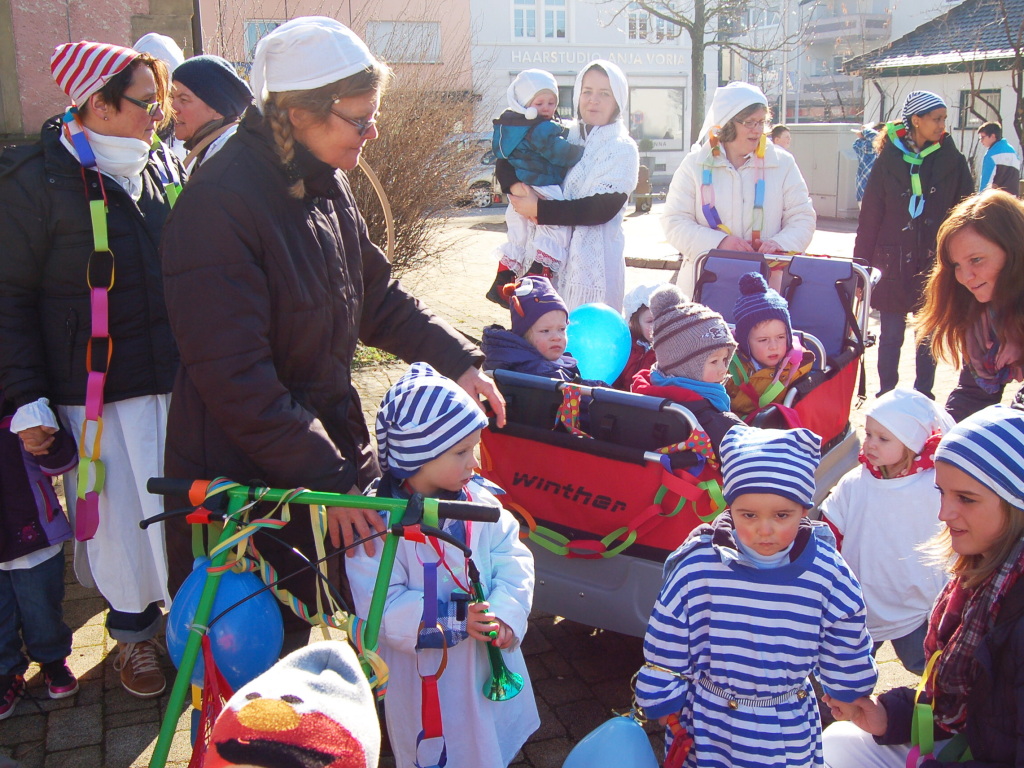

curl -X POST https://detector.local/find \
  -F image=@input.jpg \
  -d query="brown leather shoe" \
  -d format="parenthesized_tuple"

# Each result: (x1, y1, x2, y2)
(114, 639, 166, 698)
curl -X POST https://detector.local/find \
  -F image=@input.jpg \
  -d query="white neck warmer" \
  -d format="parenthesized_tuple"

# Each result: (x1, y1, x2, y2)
(61, 124, 150, 199)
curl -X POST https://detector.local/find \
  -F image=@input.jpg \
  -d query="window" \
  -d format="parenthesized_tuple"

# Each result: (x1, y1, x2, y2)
(958, 89, 1001, 129)
(244, 20, 284, 61)
(364, 21, 441, 63)
(557, 85, 574, 120)
(629, 87, 685, 150)
(628, 3, 680, 41)
(544, 0, 566, 39)
(515, 0, 537, 39)
(628, 5, 649, 40)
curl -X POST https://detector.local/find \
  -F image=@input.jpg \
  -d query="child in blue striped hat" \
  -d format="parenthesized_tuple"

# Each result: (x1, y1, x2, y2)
(347, 363, 538, 768)
(636, 423, 876, 767)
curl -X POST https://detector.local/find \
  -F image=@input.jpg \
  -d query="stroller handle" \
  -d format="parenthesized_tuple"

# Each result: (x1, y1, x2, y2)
(146, 477, 195, 497)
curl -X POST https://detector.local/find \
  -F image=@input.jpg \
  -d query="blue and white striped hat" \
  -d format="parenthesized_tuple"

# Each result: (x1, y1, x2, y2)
(935, 405, 1024, 509)
(721, 424, 821, 508)
(375, 363, 489, 479)
(902, 90, 946, 124)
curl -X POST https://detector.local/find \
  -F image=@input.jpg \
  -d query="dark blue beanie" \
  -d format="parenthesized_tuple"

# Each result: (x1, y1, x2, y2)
(733, 272, 792, 358)
(173, 55, 253, 120)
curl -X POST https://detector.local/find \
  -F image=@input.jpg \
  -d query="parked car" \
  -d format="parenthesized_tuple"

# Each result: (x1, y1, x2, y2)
(451, 132, 502, 208)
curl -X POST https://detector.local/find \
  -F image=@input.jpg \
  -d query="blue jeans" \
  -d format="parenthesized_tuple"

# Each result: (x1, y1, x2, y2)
(0, 549, 72, 676)
(106, 601, 162, 643)
(877, 311, 936, 399)
(872, 620, 928, 675)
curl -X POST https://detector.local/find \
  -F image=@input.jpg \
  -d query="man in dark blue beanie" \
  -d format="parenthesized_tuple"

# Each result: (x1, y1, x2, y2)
(171, 55, 253, 171)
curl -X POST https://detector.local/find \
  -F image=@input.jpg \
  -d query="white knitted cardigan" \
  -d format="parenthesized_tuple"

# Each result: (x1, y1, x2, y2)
(556, 118, 639, 311)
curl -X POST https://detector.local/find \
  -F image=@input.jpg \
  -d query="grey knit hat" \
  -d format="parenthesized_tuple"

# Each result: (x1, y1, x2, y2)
(650, 285, 736, 380)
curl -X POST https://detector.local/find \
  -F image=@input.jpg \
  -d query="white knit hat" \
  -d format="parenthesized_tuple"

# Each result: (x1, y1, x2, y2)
(376, 363, 489, 479)
(250, 16, 377, 111)
(572, 60, 629, 125)
(622, 283, 665, 321)
(132, 33, 185, 70)
(507, 69, 559, 120)
(867, 389, 955, 454)
(696, 81, 768, 147)
(721, 424, 821, 508)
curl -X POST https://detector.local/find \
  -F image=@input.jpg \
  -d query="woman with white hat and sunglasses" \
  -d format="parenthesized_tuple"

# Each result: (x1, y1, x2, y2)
(159, 17, 505, 643)
(662, 81, 816, 296)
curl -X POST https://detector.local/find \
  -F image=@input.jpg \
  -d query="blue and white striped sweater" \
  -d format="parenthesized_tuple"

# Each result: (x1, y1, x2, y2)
(636, 516, 877, 767)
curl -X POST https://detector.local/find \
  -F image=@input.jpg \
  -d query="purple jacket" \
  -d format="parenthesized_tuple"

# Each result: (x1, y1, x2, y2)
(0, 391, 77, 563)
(481, 325, 581, 382)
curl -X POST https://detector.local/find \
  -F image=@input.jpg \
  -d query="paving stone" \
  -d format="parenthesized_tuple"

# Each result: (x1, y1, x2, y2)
(524, 653, 552, 683)
(76, 679, 104, 706)
(104, 723, 161, 768)
(531, 699, 567, 741)
(519, 624, 552, 656)
(522, 737, 573, 768)
(533, 674, 592, 708)
(45, 703, 101, 751)
(43, 746, 101, 768)
(106, 702, 163, 730)
(63, 598, 105, 630)
(534, 650, 573, 678)
(553, 699, 611, 741)
(0, 711, 45, 745)
(11, 742, 43, 768)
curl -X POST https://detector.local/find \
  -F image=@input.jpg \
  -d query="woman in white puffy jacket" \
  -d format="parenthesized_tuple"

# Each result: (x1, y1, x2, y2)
(663, 82, 816, 295)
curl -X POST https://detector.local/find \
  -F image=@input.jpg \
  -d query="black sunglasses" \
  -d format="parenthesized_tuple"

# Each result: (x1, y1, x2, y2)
(122, 94, 162, 117)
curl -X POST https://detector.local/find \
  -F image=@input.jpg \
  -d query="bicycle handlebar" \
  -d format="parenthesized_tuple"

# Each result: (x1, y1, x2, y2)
(145, 477, 501, 524)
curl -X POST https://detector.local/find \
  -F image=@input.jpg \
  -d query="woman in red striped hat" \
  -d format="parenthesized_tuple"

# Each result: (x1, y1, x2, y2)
(0, 40, 183, 700)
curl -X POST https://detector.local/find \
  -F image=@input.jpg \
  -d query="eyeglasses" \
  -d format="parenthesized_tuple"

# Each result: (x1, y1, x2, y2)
(122, 94, 163, 117)
(330, 107, 379, 137)
(736, 118, 769, 130)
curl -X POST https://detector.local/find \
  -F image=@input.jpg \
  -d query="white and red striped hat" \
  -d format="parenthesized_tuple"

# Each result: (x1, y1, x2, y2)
(51, 41, 139, 106)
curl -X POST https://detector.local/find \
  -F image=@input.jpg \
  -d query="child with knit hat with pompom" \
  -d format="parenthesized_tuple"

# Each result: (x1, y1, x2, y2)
(819, 388, 953, 674)
(636, 423, 877, 767)
(487, 69, 585, 305)
(631, 285, 743, 456)
(481, 276, 583, 382)
(347, 363, 538, 768)
(727, 271, 814, 419)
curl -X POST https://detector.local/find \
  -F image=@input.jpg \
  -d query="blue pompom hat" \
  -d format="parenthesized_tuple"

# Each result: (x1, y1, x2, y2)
(732, 272, 792, 359)
(376, 363, 488, 479)
(721, 424, 821, 508)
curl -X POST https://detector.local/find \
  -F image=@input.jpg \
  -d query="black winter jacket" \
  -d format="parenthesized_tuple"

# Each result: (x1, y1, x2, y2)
(160, 110, 481, 598)
(0, 117, 178, 407)
(876, 573, 1024, 767)
(853, 134, 973, 314)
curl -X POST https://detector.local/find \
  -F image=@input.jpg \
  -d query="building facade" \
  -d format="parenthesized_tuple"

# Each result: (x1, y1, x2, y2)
(0, 0, 194, 141)
(470, 0, 719, 178)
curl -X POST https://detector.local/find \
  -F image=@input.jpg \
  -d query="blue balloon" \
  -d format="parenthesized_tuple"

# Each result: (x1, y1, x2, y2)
(562, 716, 659, 768)
(167, 557, 284, 690)
(566, 303, 632, 384)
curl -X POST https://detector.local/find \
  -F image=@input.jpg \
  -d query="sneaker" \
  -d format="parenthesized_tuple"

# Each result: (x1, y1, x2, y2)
(114, 639, 166, 698)
(41, 659, 79, 699)
(485, 269, 516, 307)
(0, 675, 25, 720)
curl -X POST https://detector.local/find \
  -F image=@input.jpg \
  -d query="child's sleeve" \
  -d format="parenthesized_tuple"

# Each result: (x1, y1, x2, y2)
(479, 507, 534, 649)
(34, 411, 78, 476)
(532, 123, 585, 168)
(346, 511, 429, 656)
(635, 561, 693, 719)
(815, 556, 878, 703)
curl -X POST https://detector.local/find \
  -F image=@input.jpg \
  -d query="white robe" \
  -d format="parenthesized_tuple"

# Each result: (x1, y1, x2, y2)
(662, 141, 816, 296)
(348, 481, 539, 768)
(59, 394, 171, 612)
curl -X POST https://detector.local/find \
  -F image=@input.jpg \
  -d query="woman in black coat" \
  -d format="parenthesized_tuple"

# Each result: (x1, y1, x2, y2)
(822, 405, 1024, 768)
(853, 91, 973, 400)
(159, 17, 504, 639)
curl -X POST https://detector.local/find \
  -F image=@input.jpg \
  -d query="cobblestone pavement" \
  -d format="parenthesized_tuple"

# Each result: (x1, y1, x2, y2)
(1, 205, 1015, 767)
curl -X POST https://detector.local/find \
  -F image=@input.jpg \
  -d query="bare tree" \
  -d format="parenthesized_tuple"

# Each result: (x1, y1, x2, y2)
(994, 0, 1024, 146)
(599, 0, 799, 140)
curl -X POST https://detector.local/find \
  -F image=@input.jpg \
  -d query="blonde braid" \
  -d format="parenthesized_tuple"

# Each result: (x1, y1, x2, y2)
(264, 98, 305, 199)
